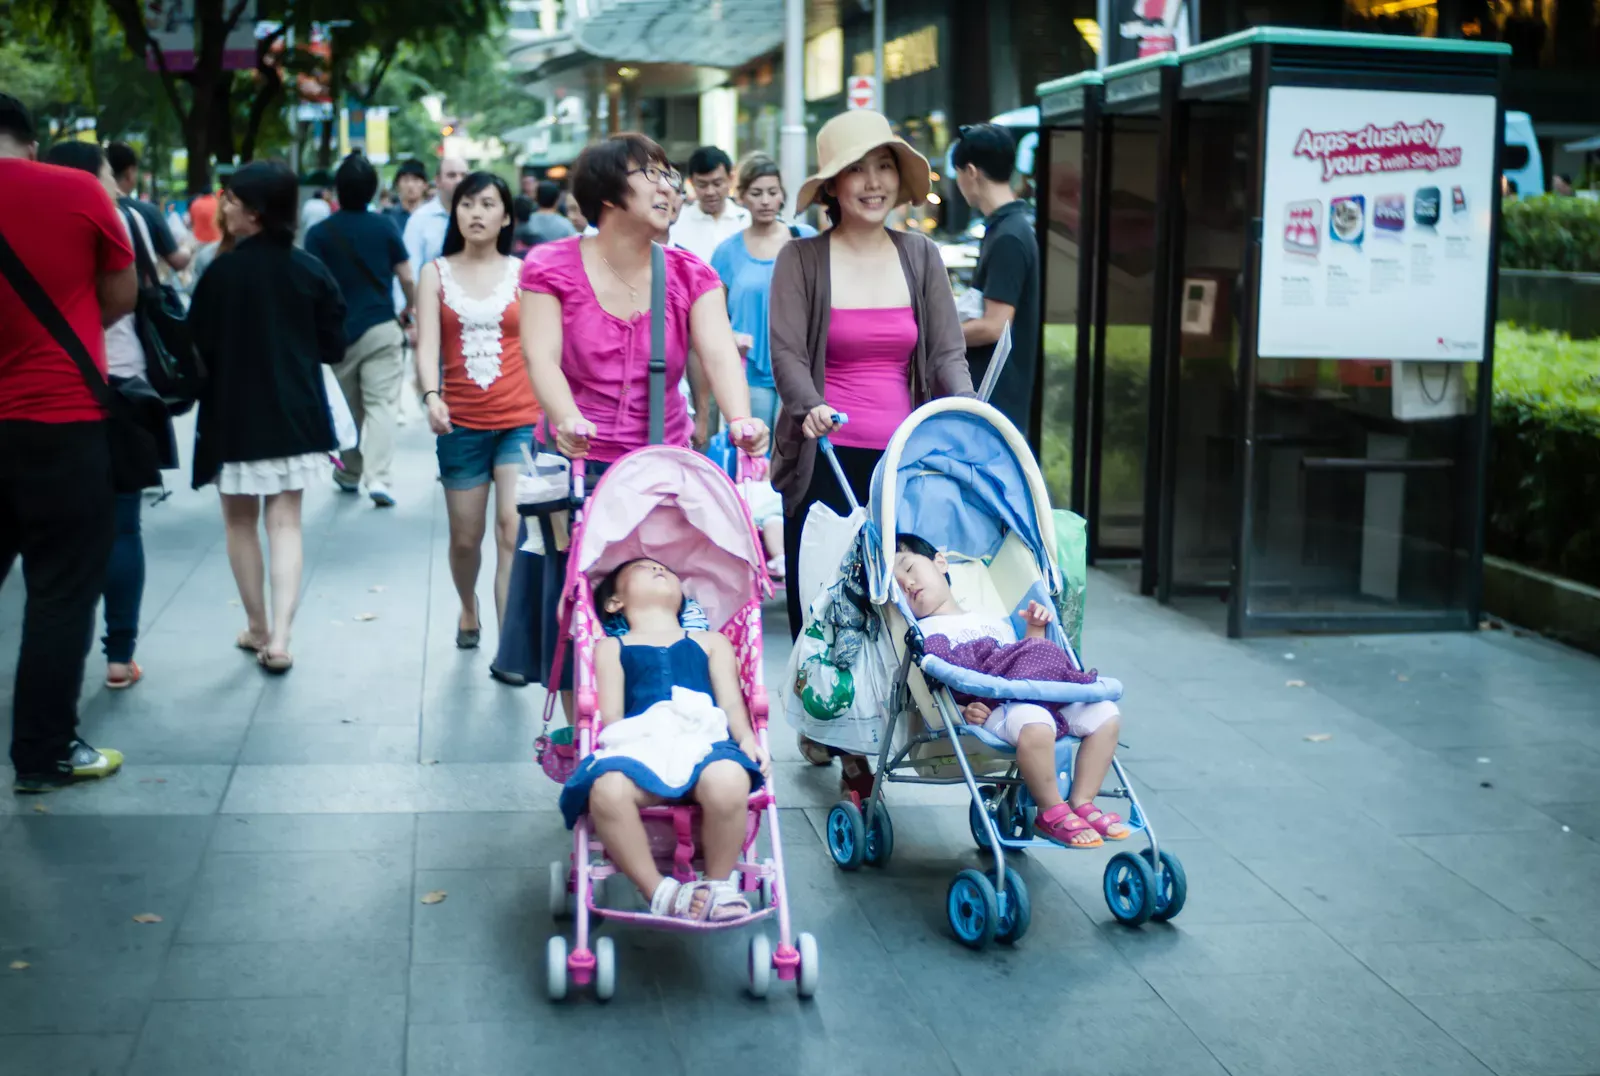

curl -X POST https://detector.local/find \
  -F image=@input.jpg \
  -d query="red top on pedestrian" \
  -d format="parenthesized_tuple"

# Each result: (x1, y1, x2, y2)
(436, 255, 542, 432)
(0, 159, 133, 424)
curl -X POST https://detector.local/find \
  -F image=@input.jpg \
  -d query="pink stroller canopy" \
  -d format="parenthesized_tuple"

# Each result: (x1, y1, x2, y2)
(569, 447, 768, 630)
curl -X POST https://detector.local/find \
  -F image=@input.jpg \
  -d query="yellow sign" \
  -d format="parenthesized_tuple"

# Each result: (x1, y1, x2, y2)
(854, 25, 939, 83)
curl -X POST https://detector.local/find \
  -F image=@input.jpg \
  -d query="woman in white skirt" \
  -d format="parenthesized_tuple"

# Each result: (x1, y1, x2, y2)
(188, 162, 347, 672)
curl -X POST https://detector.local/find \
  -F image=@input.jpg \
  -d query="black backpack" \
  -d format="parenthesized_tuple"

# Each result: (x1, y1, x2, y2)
(121, 204, 206, 414)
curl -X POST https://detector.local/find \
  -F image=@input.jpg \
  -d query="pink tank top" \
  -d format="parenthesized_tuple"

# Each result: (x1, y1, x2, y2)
(823, 307, 916, 450)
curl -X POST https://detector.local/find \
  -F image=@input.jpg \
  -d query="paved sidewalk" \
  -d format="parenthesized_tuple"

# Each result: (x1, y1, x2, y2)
(3, 420, 1599, 1076)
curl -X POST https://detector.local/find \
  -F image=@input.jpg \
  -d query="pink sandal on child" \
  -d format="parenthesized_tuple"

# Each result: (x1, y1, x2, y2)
(1073, 801, 1130, 840)
(1034, 802, 1103, 848)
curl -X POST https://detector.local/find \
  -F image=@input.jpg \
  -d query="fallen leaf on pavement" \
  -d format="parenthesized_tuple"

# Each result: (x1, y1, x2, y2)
(31, 804, 47, 814)
(132, 913, 163, 924)
(420, 891, 448, 905)
(1304, 733, 1332, 743)
(228, 599, 241, 607)
(1286, 680, 1306, 688)
(354, 612, 377, 622)
(8, 961, 28, 970)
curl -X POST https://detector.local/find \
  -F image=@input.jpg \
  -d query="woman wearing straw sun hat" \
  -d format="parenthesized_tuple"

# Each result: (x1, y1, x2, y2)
(768, 109, 975, 794)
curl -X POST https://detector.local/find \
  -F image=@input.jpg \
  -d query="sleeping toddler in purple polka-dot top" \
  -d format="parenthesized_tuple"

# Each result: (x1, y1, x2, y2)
(892, 533, 1131, 849)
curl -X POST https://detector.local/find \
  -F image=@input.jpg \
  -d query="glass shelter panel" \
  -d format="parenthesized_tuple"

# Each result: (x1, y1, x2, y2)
(1165, 104, 1253, 594)
(1096, 117, 1163, 557)
(1040, 128, 1086, 512)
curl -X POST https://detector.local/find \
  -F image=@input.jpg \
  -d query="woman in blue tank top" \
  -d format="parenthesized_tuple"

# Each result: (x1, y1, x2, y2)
(558, 558, 768, 922)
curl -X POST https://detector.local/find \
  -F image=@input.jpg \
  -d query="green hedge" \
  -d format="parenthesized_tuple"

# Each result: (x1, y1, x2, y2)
(1488, 324, 1600, 587)
(1499, 196, 1600, 273)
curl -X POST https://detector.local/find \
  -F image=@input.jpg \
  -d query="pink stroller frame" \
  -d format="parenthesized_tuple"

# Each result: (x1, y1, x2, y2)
(539, 442, 818, 1002)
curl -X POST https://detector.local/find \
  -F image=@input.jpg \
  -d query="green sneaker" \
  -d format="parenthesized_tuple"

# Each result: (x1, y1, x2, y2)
(12, 740, 125, 793)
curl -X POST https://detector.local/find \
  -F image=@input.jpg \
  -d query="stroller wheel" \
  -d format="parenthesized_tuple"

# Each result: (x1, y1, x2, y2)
(1104, 850, 1158, 927)
(968, 786, 1000, 850)
(594, 936, 616, 1002)
(1141, 848, 1188, 922)
(546, 935, 569, 1001)
(863, 803, 894, 867)
(826, 800, 866, 870)
(549, 861, 571, 920)
(947, 868, 998, 950)
(796, 932, 820, 998)
(759, 858, 776, 910)
(987, 866, 1032, 945)
(747, 933, 772, 999)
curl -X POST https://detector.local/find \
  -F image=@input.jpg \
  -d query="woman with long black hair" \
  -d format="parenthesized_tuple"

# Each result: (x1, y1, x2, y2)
(188, 160, 347, 673)
(414, 171, 542, 650)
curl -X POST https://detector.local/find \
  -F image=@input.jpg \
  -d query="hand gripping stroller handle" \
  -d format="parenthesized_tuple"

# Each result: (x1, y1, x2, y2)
(815, 414, 858, 514)
(732, 421, 769, 484)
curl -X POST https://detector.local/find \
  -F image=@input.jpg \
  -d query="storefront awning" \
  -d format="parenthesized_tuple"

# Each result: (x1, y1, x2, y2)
(1564, 133, 1600, 153)
(572, 0, 782, 68)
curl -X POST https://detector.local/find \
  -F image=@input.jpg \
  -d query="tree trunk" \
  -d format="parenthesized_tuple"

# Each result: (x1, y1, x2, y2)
(240, 66, 284, 163)
(208, 72, 236, 167)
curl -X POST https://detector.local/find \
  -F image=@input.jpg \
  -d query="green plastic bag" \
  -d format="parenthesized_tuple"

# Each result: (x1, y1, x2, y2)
(1052, 509, 1088, 654)
(793, 620, 856, 720)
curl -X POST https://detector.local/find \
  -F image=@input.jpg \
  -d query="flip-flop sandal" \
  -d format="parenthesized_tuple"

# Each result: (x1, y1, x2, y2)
(106, 661, 143, 690)
(797, 734, 833, 767)
(1073, 802, 1130, 840)
(1034, 802, 1103, 848)
(236, 631, 265, 653)
(257, 650, 294, 675)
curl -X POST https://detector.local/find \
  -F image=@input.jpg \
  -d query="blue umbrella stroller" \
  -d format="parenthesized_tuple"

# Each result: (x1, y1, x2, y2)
(814, 398, 1187, 948)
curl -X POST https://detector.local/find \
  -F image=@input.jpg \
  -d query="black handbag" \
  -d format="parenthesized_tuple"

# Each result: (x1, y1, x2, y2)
(0, 230, 168, 494)
(121, 204, 206, 413)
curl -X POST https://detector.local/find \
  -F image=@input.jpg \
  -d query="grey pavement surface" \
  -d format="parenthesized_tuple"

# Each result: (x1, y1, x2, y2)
(4, 419, 1600, 1076)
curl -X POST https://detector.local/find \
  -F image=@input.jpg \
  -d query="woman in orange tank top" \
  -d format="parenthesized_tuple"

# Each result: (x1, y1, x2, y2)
(414, 173, 542, 652)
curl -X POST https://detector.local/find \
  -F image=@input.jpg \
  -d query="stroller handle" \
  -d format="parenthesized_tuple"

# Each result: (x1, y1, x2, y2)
(731, 421, 769, 484)
(815, 414, 860, 515)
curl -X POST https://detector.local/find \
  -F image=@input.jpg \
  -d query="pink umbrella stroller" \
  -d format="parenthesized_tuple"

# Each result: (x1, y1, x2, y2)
(536, 443, 818, 1002)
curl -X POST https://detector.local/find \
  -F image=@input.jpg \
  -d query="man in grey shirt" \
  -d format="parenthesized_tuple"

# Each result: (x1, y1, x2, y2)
(517, 179, 577, 248)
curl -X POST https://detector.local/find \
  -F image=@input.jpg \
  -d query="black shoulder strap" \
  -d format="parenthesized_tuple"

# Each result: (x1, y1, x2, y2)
(0, 229, 113, 412)
(120, 203, 161, 289)
(789, 224, 802, 238)
(648, 241, 666, 446)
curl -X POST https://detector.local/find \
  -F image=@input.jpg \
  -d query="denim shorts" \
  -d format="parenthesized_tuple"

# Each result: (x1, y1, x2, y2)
(436, 425, 534, 490)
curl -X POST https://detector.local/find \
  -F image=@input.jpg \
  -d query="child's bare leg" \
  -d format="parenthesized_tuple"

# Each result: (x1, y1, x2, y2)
(587, 771, 666, 898)
(760, 518, 783, 561)
(1015, 722, 1064, 810)
(694, 759, 752, 880)
(1068, 717, 1120, 810)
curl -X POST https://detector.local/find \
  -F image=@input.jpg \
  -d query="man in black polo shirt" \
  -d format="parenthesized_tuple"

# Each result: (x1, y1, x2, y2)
(106, 141, 191, 273)
(954, 123, 1039, 437)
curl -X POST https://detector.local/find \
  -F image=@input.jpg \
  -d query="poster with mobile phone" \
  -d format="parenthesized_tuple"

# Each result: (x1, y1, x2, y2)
(1256, 87, 1496, 362)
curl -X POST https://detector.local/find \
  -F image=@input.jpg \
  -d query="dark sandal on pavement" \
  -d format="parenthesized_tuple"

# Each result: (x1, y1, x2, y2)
(456, 599, 481, 649)
(105, 661, 143, 690)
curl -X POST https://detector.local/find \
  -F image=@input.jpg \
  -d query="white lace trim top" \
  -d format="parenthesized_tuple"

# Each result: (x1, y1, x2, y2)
(438, 257, 520, 391)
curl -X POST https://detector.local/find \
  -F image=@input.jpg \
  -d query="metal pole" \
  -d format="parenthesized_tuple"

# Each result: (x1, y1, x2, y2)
(780, 0, 807, 217)
(286, 23, 299, 177)
(873, 0, 885, 109)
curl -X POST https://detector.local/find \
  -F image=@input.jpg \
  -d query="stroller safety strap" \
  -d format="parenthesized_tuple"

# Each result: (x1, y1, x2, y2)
(918, 655, 1124, 705)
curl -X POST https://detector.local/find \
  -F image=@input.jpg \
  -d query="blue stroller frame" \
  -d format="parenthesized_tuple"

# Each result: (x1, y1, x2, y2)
(815, 398, 1187, 948)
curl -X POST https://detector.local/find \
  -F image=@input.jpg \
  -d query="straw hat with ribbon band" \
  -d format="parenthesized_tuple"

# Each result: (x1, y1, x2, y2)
(796, 110, 932, 213)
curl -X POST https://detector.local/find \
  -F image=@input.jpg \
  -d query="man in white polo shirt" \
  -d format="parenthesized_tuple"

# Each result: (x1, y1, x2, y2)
(668, 146, 749, 262)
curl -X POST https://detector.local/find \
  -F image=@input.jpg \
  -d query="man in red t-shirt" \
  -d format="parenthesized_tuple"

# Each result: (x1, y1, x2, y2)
(0, 93, 136, 792)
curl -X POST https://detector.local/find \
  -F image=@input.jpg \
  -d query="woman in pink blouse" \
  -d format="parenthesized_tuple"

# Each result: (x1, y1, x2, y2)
(518, 133, 767, 698)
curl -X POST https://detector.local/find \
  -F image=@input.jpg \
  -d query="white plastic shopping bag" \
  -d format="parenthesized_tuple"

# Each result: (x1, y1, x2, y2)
(323, 366, 358, 451)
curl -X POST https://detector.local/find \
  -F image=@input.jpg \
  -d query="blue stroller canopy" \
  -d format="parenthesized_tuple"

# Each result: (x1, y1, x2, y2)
(867, 403, 1056, 604)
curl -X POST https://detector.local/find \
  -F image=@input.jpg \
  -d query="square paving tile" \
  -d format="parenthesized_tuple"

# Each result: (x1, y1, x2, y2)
(209, 813, 416, 854)
(1406, 830, 1600, 916)
(1409, 990, 1600, 1076)
(414, 812, 554, 870)
(1345, 938, 1600, 997)
(155, 939, 410, 1000)
(0, 1033, 136, 1075)
(177, 851, 411, 944)
(1154, 969, 1494, 1076)
(126, 994, 406, 1076)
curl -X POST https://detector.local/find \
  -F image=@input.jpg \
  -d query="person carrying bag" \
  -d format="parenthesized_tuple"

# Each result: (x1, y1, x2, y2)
(0, 232, 168, 495)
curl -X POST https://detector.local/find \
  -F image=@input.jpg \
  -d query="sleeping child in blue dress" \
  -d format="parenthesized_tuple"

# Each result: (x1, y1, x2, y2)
(558, 558, 770, 922)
